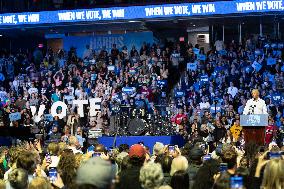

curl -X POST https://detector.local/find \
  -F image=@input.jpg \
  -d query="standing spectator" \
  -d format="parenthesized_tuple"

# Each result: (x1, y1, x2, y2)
(140, 162, 164, 189)
(170, 171, 189, 189)
(117, 144, 146, 189)
(76, 157, 116, 189)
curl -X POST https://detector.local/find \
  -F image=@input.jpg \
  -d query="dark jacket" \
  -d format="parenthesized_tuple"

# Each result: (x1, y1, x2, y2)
(117, 166, 143, 189)
(163, 172, 171, 186)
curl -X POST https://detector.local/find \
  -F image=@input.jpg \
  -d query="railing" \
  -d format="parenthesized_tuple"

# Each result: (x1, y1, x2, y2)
(0, 0, 232, 13)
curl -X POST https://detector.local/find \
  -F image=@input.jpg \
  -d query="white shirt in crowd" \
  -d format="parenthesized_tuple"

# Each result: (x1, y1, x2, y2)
(28, 87, 38, 95)
(199, 101, 211, 109)
(227, 86, 238, 98)
(243, 98, 268, 115)
(214, 40, 225, 51)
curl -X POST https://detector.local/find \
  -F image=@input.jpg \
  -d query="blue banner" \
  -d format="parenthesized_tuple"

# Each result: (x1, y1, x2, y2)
(157, 80, 168, 87)
(44, 114, 54, 121)
(193, 48, 200, 55)
(198, 54, 206, 61)
(267, 57, 276, 65)
(0, 73, 5, 81)
(187, 62, 197, 71)
(200, 74, 209, 82)
(252, 61, 262, 72)
(0, 0, 283, 27)
(63, 32, 154, 57)
(210, 105, 221, 113)
(175, 90, 185, 98)
(122, 87, 136, 95)
(271, 94, 283, 104)
(9, 112, 21, 121)
(218, 50, 227, 56)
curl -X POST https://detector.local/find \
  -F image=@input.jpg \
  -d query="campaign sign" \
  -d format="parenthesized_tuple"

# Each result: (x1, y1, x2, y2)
(187, 62, 197, 71)
(271, 94, 283, 104)
(198, 54, 206, 61)
(200, 75, 209, 82)
(0, 73, 5, 81)
(157, 80, 167, 87)
(240, 114, 268, 126)
(122, 87, 136, 95)
(218, 50, 227, 56)
(210, 105, 221, 113)
(91, 73, 97, 81)
(252, 61, 262, 72)
(175, 90, 185, 98)
(267, 57, 276, 65)
(193, 48, 200, 55)
(107, 65, 115, 71)
(9, 112, 21, 121)
(44, 114, 54, 121)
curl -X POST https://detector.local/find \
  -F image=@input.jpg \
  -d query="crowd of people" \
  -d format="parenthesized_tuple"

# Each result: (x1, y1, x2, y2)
(0, 32, 283, 188)
(0, 34, 283, 143)
(0, 135, 282, 189)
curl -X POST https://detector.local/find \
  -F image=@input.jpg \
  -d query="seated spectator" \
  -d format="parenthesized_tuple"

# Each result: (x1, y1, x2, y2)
(140, 162, 164, 189)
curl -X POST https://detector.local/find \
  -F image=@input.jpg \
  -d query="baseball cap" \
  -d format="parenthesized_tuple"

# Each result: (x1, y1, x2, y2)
(129, 144, 146, 158)
(76, 157, 115, 188)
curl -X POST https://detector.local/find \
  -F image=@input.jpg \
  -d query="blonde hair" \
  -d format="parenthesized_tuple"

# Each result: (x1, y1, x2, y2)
(158, 185, 172, 189)
(28, 177, 52, 189)
(261, 159, 284, 189)
(140, 162, 164, 189)
(252, 89, 259, 95)
(74, 153, 83, 169)
(58, 142, 67, 155)
(170, 156, 188, 176)
(47, 143, 59, 155)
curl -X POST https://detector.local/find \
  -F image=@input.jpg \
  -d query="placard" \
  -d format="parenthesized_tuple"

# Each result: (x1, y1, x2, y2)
(9, 112, 21, 121)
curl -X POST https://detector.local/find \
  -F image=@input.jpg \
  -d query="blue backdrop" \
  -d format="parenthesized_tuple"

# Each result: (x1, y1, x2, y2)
(98, 135, 185, 153)
(63, 32, 154, 57)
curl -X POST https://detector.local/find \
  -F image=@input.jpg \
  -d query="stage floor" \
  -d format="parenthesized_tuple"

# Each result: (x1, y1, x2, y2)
(98, 135, 185, 153)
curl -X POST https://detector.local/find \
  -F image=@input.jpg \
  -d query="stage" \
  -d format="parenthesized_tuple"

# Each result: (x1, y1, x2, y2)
(0, 127, 185, 152)
(98, 135, 185, 152)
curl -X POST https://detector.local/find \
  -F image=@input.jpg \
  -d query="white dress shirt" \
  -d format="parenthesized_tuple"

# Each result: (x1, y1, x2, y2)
(243, 98, 268, 115)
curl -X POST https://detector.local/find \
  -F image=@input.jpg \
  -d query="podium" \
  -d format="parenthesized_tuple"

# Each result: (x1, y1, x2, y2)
(240, 114, 268, 145)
